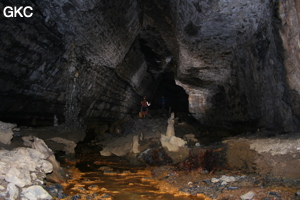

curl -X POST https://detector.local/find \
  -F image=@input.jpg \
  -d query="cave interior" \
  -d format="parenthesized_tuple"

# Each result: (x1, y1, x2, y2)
(1, 0, 299, 136)
(0, 0, 300, 199)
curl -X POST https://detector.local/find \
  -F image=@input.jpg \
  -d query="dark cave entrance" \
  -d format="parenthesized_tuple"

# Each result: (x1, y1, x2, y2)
(138, 28, 189, 114)
(151, 72, 189, 112)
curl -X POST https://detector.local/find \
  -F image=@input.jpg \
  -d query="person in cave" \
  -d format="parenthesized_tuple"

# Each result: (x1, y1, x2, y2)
(160, 96, 166, 110)
(141, 96, 151, 118)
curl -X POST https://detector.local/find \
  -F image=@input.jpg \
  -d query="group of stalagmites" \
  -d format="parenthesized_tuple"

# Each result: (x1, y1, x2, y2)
(0, 121, 66, 200)
(100, 112, 197, 164)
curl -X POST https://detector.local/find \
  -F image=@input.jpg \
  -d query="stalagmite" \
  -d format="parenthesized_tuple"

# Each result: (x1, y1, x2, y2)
(53, 115, 58, 127)
(160, 112, 186, 152)
(132, 135, 140, 154)
(165, 112, 175, 137)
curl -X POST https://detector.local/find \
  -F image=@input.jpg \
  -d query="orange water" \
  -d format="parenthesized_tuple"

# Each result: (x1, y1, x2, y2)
(61, 158, 208, 200)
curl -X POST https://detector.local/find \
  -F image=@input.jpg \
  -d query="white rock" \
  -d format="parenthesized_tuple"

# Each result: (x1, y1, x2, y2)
(7, 183, 19, 200)
(31, 137, 53, 158)
(27, 148, 47, 160)
(0, 184, 8, 198)
(38, 160, 53, 173)
(169, 135, 186, 147)
(0, 149, 10, 156)
(22, 185, 52, 200)
(240, 191, 255, 200)
(161, 134, 187, 152)
(100, 149, 112, 156)
(0, 161, 9, 180)
(0, 121, 17, 145)
(22, 135, 34, 147)
(0, 191, 7, 198)
(211, 178, 219, 183)
(221, 181, 227, 185)
(5, 167, 27, 187)
(220, 175, 236, 183)
(30, 173, 37, 181)
(160, 134, 178, 152)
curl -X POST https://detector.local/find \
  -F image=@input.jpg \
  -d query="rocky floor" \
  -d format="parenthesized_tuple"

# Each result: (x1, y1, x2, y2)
(52, 146, 300, 200)
(2, 110, 300, 199)
(54, 111, 300, 200)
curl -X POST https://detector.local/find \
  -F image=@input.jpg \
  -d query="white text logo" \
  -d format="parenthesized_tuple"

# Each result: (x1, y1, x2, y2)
(3, 6, 33, 18)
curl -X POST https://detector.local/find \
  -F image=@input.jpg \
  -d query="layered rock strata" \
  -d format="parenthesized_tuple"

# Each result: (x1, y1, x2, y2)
(0, 0, 299, 132)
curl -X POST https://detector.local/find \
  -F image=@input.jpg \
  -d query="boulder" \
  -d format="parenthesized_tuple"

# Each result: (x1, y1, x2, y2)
(31, 137, 66, 183)
(0, 121, 17, 145)
(100, 134, 134, 157)
(137, 147, 173, 166)
(0, 137, 67, 199)
(5, 167, 30, 187)
(22, 185, 52, 200)
(100, 141, 132, 157)
(224, 133, 300, 179)
(161, 134, 186, 152)
(7, 183, 19, 200)
(46, 137, 77, 154)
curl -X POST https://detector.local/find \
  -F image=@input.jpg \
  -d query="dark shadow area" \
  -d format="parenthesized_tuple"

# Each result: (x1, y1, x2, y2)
(151, 72, 189, 112)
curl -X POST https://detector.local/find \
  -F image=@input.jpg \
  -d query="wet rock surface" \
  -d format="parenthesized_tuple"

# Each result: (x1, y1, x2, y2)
(59, 113, 299, 200)
(1, 111, 299, 199)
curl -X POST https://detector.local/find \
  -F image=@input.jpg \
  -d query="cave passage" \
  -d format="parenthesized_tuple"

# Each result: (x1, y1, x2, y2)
(150, 72, 189, 112)
(0, 0, 300, 199)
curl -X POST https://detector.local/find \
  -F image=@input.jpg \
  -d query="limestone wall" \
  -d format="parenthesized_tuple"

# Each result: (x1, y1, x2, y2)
(0, 0, 299, 132)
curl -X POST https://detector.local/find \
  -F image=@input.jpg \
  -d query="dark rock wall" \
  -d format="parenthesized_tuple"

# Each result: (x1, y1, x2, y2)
(0, 0, 299, 132)
(171, 0, 300, 131)
(0, 0, 66, 125)
(0, 0, 164, 127)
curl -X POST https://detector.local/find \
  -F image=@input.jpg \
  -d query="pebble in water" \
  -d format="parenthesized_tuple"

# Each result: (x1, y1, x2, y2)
(240, 191, 255, 200)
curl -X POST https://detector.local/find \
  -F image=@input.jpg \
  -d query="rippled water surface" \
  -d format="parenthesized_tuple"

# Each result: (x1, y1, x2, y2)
(62, 157, 207, 200)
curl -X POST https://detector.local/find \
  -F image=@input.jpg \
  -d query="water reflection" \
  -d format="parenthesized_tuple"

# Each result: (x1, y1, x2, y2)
(61, 158, 208, 200)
